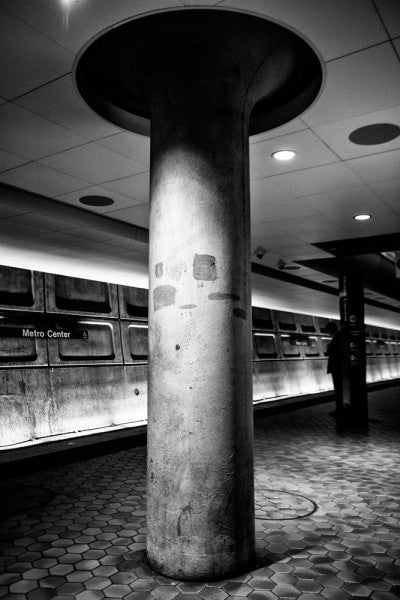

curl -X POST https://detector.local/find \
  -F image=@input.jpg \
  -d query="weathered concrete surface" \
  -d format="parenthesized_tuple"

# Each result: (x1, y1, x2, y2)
(146, 13, 263, 581)
(0, 365, 147, 446)
(47, 365, 147, 435)
(0, 266, 43, 311)
(46, 273, 118, 317)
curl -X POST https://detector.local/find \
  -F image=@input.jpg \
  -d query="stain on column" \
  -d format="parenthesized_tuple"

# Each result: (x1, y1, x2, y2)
(233, 307, 246, 320)
(193, 254, 217, 281)
(153, 285, 176, 311)
(155, 263, 163, 278)
(208, 293, 239, 301)
(167, 261, 186, 281)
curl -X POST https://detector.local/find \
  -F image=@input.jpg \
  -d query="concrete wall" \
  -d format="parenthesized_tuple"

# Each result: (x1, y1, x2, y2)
(1, 266, 399, 448)
(0, 267, 148, 447)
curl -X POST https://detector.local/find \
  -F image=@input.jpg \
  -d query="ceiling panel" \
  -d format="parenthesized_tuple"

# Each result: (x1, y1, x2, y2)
(297, 221, 391, 243)
(0, 149, 28, 173)
(0, 199, 32, 220)
(302, 43, 400, 127)
(103, 203, 150, 228)
(0, 162, 90, 197)
(58, 241, 140, 260)
(251, 231, 306, 248)
(4, 213, 81, 233)
(302, 183, 381, 206)
(346, 148, 400, 184)
(250, 177, 288, 204)
(0, 103, 87, 160)
(249, 118, 308, 144)
(374, 0, 400, 38)
(182, 0, 220, 5)
(220, 0, 387, 61)
(296, 228, 360, 245)
(250, 220, 287, 242)
(264, 214, 337, 236)
(0, 8, 74, 99)
(252, 197, 319, 223)
(267, 163, 362, 198)
(38, 143, 147, 185)
(98, 132, 150, 167)
(102, 171, 150, 203)
(56, 186, 143, 214)
(394, 37, 400, 56)
(304, 187, 391, 228)
(262, 235, 312, 249)
(250, 129, 339, 178)
(317, 198, 400, 233)
(0, 0, 182, 54)
(61, 227, 148, 254)
(0, 220, 90, 246)
(370, 176, 400, 215)
(270, 245, 329, 260)
(313, 105, 400, 159)
(15, 75, 121, 141)
(251, 219, 292, 236)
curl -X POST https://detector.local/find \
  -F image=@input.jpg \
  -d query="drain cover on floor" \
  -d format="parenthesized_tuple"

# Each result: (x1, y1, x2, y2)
(0, 483, 54, 517)
(255, 488, 316, 520)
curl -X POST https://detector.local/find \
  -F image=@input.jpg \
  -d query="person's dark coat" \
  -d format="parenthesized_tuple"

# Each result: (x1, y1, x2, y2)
(326, 329, 342, 374)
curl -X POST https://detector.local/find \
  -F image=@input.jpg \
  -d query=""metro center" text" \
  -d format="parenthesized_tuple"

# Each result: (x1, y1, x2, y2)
(22, 329, 72, 339)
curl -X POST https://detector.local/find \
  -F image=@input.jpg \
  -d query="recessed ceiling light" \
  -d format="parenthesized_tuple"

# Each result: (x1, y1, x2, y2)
(272, 150, 296, 161)
(349, 123, 400, 145)
(353, 214, 371, 221)
(79, 195, 114, 207)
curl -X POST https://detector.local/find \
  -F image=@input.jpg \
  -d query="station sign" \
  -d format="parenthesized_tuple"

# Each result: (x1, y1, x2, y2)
(0, 327, 88, 340)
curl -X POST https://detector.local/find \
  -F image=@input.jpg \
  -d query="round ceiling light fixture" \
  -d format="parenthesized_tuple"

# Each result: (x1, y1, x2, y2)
(79, 195, 114, 207)
(272, 150, 296, 161)
(353, 214, 371, 221)
(349, 123, 400, 145)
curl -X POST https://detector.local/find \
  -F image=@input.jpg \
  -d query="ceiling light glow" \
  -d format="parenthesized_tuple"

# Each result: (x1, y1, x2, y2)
(272, 150, 296, 161)
(353, 214, 371, 221)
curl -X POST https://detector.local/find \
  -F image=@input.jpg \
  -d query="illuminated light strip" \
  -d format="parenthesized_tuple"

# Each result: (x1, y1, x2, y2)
(77, 321, 112, 327)
(254, 332, 275, 337)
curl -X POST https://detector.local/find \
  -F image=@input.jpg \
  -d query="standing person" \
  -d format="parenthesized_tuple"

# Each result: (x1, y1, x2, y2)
(325, 321, 345, 417)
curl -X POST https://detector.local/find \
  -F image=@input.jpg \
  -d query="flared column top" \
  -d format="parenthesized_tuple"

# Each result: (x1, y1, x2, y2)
(75, 9, 322, 136)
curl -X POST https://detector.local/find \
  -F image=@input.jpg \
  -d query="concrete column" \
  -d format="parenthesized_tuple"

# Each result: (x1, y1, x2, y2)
(147, 59, 255, 582)
(75, 8, 322, 581)
(339, 273, 368, 423)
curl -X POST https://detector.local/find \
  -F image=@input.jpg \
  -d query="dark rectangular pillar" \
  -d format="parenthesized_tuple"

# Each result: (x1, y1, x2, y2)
(339, 273, 368, 423)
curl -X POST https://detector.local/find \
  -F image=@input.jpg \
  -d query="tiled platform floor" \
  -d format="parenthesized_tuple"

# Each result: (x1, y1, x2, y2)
(1, 389, 400, 600)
